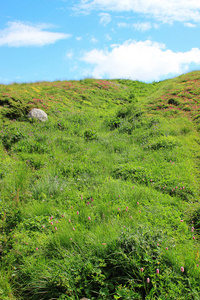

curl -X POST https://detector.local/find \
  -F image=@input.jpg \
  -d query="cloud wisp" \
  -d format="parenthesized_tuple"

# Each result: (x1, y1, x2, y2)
(81, 40, 200, 82)
(66, 50, 74, 59)
(118, 21, 158, 31)
(76, 0, 200, 24)
(0, 21, 71, 47)
(99, 13, 111, 26)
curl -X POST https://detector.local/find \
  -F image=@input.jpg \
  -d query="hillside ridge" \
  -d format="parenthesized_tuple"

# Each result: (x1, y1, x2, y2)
(0, 71, 200, 300)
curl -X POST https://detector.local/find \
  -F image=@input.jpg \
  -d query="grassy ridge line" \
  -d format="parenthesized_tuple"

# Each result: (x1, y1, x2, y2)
(0, 78, 158, 121)
(146, 71, 200, 124)
(0, 72, 200, 299)
(145, 71, 200, 195)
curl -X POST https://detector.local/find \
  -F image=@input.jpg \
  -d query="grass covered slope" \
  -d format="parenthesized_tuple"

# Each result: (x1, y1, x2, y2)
(0, 71, 200, 300)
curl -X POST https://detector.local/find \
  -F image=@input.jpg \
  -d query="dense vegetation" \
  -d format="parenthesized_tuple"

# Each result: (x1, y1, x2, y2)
(0, 71, 200, 300)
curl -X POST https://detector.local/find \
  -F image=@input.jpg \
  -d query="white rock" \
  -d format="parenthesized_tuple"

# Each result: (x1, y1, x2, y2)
(27, 108, 48, 122)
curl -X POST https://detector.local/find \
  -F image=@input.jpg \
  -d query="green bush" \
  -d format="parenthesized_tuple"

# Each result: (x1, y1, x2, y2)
(145, 135, 180, 150)
(2, 127, 25, 150)
(84, 129, 97, 140)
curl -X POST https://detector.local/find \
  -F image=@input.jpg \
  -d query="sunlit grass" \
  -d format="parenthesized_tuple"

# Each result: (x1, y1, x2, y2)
(0, 71, 200, 299)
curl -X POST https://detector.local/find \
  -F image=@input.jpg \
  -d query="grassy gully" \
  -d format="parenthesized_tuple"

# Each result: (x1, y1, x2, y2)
(0, 71, 200, 299)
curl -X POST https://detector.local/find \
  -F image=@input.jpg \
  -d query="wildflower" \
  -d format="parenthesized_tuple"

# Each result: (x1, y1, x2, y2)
(50, 216, 53, 220)
(137, 202, 139, 205)
(70, 238, 72, 240)
(56, 220, 58, 223)
(55, 227, 57, 231)
(77, 211, 79, 215)
(36, 247, 38, 251)
(73, 227, 75, 230)
(139, 210, 141, 213)
(197, 264, 199, 267)
(50, 222, 53, 225)
(166, 247, 168, 250)
(193, 236, 195, 239)
(156, 269, 159, 274)
(147, 278, 150, 283)
(42, 225, 45, 228)
(140, 268, 144, 272)
(181, 267, 184, 272)
(88, 216, 91, 220)
(157, 243, 159, 246)
(180, 219, 183, 222)
(62, 215, 64, 218)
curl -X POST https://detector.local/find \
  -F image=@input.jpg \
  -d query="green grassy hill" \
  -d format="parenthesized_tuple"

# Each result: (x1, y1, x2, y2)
(0, 71, 200, 300)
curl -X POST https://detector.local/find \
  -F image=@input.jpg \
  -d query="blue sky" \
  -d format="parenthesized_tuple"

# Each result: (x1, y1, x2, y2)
(1, 0, 200, 83)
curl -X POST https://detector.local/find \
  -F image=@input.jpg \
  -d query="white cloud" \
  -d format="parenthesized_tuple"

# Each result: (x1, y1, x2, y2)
(81, 40, 200, 81)
(118, 21, 159, 31)
(105, 34, 112, 41)
(99, 13, 111, 26)
(132, 22, 152, 31)
(117, 22, 130, 28)
(76, 0, 200, 24)
(66, 50, 74, 59)
(133, 22, 159, 31)
(90, 37, 98, 43)
(184, 22, 197, 28)
(76, 36, 82, 41)
(0, 21, 71, 47)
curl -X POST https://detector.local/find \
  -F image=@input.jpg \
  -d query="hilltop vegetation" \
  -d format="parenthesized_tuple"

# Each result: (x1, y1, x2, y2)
(0, 71, 200, 300)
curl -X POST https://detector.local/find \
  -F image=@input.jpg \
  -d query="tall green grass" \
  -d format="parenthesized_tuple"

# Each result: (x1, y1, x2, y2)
(0, 72, 200, 299)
